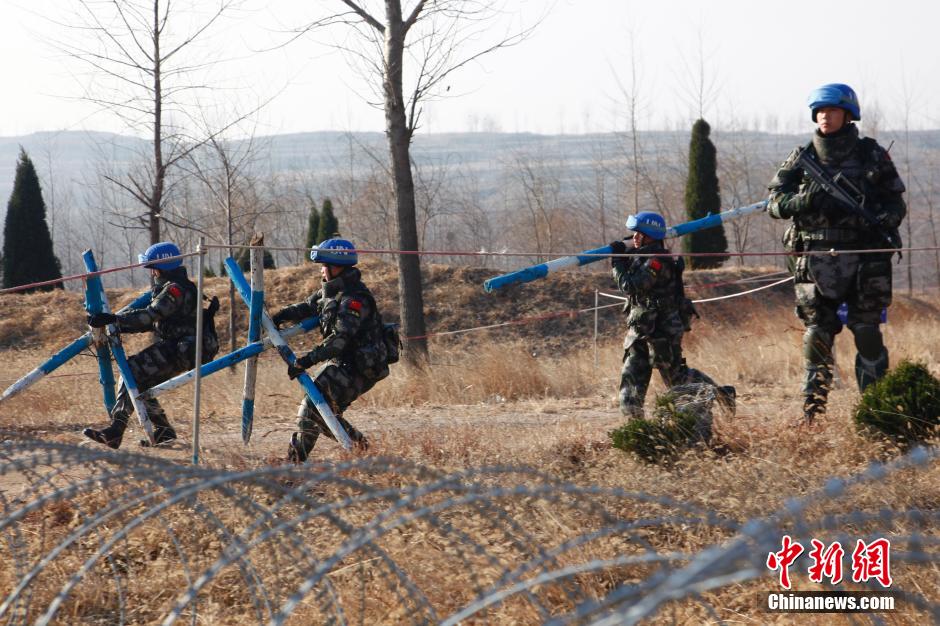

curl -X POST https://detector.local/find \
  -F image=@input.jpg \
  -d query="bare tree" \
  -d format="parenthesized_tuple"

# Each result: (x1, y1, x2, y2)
(54, 0, 248, 245)
(298, 0, 537, 365)
(182, 125, 270, 355)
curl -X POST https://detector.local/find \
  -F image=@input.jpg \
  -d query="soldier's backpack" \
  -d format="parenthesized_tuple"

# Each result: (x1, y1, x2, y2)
(382, 323, 401, 364)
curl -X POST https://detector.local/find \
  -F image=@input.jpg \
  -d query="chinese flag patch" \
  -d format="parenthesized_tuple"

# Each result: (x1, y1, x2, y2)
(168, 285, 182, 298)
(649, 259, 662, 271)
(348, 300, 362, 312)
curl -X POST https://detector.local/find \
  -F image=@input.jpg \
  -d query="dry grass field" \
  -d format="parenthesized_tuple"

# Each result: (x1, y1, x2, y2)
(0, 260, 938, 624)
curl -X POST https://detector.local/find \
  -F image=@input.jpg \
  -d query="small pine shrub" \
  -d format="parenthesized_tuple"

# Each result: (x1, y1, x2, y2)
(609, 393, 705, 464)
(854, 360, 940, 444)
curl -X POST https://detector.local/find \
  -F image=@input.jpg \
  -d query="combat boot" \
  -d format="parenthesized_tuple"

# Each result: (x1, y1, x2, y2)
(287, 432, 320, 464)
(347, 427, 370, 452)
(83, 415, 128, 449)
(139, 426, 178, 447)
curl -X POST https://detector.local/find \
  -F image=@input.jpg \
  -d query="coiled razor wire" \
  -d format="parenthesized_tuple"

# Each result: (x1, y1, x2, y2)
(0, 434, 936, 625)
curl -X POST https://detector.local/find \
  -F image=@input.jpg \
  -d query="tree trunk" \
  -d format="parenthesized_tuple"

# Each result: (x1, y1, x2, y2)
(384, 3, 428, 365)
(151, 0, 163, 245)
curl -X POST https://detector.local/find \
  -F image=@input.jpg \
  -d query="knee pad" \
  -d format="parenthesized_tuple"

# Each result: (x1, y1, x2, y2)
(802, 327, 834, 365)
(855, 348, 888, 392)
(851, 324, 885, 361)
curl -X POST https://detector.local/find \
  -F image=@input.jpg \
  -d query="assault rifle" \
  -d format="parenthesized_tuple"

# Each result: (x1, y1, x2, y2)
(793, 148, 901, 251)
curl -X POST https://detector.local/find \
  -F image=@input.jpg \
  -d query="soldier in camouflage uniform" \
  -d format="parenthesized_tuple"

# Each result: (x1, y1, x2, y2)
(610, 212, 735, 418)
(271, 238, 390, 463)
(768, 84, 906, 424)
(84, 242, 219, 448)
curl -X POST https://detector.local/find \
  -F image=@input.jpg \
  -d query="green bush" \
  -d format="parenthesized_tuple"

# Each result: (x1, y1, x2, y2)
(854, 360, 940, 444)
(609, 393, 706, 464)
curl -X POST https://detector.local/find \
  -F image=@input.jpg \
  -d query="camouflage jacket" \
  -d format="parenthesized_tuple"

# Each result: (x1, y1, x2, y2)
(767, 123, 906, 249)
(278, 268, 388, 375)
(612, 241, 685, 338)
(115, 267, 200, 342)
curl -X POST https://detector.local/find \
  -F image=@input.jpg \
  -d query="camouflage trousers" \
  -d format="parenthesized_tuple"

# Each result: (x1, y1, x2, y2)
(294, 361, 379, 452)
(109, 340, 191, 433)
(619, 333, 719, 418)
(793, 251, 891, 410)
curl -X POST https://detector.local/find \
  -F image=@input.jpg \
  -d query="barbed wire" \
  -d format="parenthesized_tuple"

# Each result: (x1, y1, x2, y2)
(0, 435, 934, 624)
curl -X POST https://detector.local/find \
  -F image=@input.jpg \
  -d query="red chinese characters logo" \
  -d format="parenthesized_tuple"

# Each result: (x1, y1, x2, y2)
(808, 539, 845, 585)
(851, 538, 893, 587)
(768, 536, 893, 589)
(767, 535, 804, 589)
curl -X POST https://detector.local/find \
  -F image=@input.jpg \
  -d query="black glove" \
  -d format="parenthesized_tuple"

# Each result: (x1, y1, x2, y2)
(271, 309, 290, 329)
(87, 312, 117, 328)
(287, 353, 315, 380)
(609, 240, 628, 255)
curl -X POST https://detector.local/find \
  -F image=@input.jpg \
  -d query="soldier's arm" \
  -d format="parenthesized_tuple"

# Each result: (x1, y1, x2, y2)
(613, 257, 662, 295)
(767, 148, 805, 220)
(866, 145, 907, 228)
(115, 282, 186, 332)
(306, 295, 370, 362)
(275, 291, 321, 323)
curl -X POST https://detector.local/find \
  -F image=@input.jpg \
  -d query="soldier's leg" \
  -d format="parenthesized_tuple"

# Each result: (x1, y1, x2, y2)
(848, 256, 892, 391)
(619, 339, 652, 418)
(793, 276, 843, 422)
(287, 363, 368, 462)
(83, 342, 181, 449)
(288, 396, 322, 464)
(849, 324, 888, 391)
(83, 380, 134, 449)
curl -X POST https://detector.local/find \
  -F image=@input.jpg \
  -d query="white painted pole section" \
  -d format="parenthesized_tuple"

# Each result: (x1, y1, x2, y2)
(192, 237, 206, 465)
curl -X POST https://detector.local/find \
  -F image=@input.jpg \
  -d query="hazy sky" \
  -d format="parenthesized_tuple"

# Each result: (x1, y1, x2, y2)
(2, 0, 939, 138)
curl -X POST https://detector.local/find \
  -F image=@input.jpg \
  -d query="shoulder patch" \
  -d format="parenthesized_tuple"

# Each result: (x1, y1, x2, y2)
(348, 299, 362, 312)
(649, 259, 663, 271)
(168, 284, 183, 299)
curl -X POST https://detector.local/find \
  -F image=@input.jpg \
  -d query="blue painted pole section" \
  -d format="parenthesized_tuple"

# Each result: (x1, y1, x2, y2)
(82, 250, 155, 445)
(81, 250, 116, 412)
(223, 257, 353, 450)
(483, 200, 769, 292)
(242, 250, 264, 444)
(144, 316, 319, 398)
(0, 291, 152, 404)
(483, 245, 611, 292)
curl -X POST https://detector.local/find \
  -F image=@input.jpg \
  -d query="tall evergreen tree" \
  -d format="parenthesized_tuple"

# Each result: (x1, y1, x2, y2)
(2, 148, 62, 291)
(317, 198, 340, 243)
(683, 119, 729, 269)
(305, 203, 321, 261)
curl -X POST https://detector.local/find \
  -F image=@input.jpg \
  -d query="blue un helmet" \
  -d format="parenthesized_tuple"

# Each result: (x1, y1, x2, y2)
(138, 241, 183, 271)
(807, 83, 860, 122)
(626, 212, 667, 240)
(310, 238, 358, 266)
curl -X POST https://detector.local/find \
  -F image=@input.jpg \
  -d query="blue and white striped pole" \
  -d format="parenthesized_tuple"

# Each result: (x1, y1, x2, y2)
(241, 246, 264, 443)
(0, 292, 152, 404)
(83, 250, 155, 446)
(483, 200, 769, 292)
(143, 316, 319, 398)
(82, 250, 116, 411)
(223, 257, 353, 450)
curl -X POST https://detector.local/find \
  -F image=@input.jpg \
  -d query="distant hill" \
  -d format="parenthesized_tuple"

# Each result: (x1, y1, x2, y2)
(3, 127, 940, 223)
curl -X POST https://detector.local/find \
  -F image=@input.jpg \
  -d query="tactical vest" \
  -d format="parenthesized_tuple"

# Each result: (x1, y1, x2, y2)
(793, 136, 886, 246)
(319, 278, 388, 372)
(152, 275, 199, 342)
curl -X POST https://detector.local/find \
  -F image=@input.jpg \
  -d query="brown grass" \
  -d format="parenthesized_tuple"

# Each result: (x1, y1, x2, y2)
(0, 264, 938, 623)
